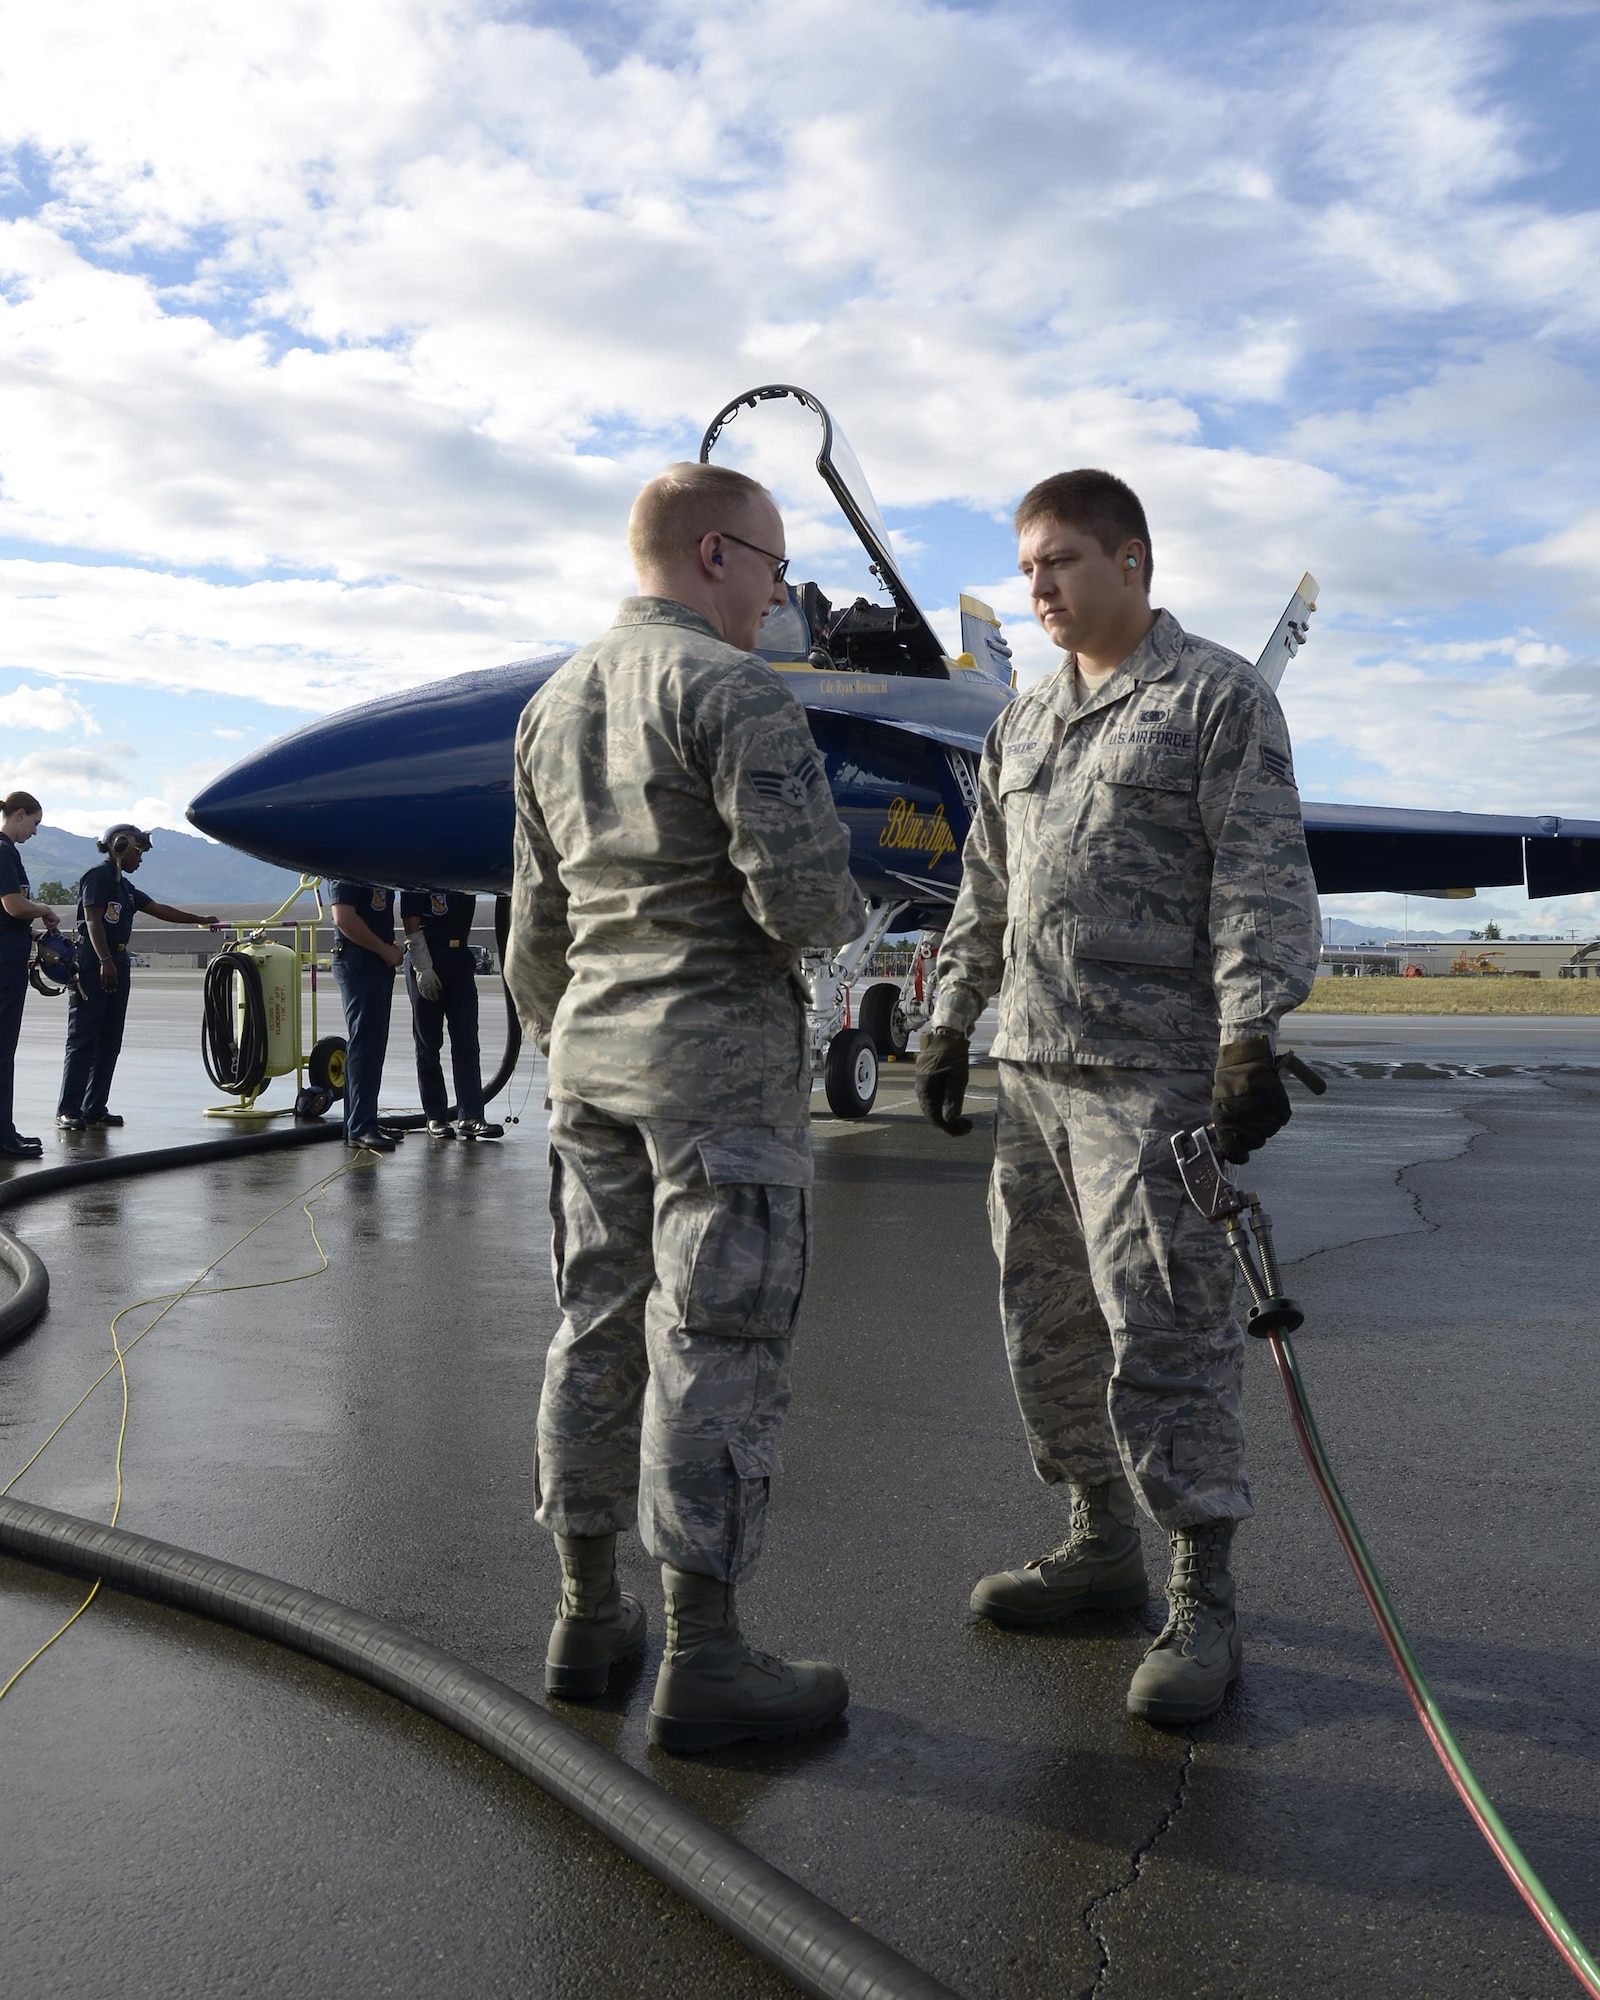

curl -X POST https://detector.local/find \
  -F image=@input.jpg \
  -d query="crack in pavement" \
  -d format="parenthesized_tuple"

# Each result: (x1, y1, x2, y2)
(1078, 1734, 1196, 1999)
(1279, 1078, 1555, 1278)
(1275, 1100, 1492, 1277)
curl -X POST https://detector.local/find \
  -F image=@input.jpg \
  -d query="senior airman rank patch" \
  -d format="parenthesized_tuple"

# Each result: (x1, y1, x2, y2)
(748, 753, 824, 806)
(1261, 744, 1296, 787)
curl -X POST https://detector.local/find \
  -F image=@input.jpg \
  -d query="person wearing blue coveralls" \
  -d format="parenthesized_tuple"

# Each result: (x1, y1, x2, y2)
(56, 824, 217, 1132)
(399, 889, 503, 1141)
(1, 790, 61, 1158)
(330, 880, 406, 1152)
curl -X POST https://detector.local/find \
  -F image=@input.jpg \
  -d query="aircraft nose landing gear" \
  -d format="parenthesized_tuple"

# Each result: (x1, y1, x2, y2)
(803, 899, 908, 1120)
(856, 981, 909, 1061)
(824, 1028, 878, 1118)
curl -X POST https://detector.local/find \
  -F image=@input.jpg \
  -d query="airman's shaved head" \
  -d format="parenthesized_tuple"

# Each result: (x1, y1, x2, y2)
(628, 462, 774, 575)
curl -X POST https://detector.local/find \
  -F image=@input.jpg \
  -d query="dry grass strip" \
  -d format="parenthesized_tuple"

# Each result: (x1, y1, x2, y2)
(1297, 977, 1600, 1015)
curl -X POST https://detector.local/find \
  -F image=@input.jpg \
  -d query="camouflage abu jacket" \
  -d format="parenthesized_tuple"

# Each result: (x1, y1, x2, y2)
(507, 597, 864, 1125)
(931, 608, 1319, 1069)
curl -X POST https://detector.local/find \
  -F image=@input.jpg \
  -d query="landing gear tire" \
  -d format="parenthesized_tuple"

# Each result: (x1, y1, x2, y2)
(857, 982, 910, 1061)
(824, 1029, 879, 1119)
(307, 1035, 348, 1100)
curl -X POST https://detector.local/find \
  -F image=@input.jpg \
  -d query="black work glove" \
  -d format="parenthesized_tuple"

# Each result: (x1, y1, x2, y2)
(916, 1028, 973, 1137)
(1211, 1036, 1293, 1164)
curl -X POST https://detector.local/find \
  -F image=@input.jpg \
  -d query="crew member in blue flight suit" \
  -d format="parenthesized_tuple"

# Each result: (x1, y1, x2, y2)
(1, 789, 61, 1158)
(329, 880, 407, 1152)
(399, 889, 503, 1141)
(56, 825, 218, 1132)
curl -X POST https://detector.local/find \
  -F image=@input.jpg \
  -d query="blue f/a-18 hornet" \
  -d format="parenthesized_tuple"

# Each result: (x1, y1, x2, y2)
(189, 383, 1600, 1117)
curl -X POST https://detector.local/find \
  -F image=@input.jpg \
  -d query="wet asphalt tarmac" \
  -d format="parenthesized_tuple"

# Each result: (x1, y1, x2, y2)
(2, 980, 1598, 1999)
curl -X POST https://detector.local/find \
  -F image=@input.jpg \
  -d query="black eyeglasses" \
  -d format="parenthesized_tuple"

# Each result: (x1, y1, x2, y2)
(719, 531, 790, 586)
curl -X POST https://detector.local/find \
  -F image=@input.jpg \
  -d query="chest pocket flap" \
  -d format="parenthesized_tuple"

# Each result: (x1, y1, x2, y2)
(1070, 918, 1194, 969)
(1094, 745, 1194, 793)
(997, 741, 1048, 797)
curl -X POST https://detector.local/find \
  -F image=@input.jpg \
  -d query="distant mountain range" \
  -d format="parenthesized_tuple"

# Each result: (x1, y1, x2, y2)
(1320, 916, 1552, 944)
(25, 826, 306, 904)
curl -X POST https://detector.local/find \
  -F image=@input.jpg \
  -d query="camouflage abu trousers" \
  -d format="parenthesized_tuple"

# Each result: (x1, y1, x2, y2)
(989, 1062, 1250, 1531)
(535, 1096, 812, 1584)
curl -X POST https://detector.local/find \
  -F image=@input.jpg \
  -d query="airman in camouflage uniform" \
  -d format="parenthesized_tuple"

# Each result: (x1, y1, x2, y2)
(508, 461, 863, 1753)
(918, 469, 1319, 1723)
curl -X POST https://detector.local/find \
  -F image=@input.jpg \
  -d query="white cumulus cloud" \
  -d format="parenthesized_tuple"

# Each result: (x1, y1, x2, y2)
(0, 680, 97, 733)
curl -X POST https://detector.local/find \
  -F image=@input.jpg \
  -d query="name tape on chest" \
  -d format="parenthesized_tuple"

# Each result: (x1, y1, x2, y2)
(748, 752, 824, 807)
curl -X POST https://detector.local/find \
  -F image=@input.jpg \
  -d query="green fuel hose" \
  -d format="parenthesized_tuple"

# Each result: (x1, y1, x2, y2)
(1269, 1331, 1600, 1998)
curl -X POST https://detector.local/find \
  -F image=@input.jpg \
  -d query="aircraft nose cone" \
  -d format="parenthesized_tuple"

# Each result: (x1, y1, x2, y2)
(187, 654, 569, 895)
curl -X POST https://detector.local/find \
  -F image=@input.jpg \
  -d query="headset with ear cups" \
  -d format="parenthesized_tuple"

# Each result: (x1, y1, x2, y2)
(97, 822, 152, 860)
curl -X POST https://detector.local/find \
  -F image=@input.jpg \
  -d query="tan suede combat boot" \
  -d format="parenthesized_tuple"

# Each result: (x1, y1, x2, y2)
(543, 1532, 648, 1699)
(646, 1566, 849, 1755)
(1126, 1519, 1241, 1723)
(970, 1477, 1148, 1626)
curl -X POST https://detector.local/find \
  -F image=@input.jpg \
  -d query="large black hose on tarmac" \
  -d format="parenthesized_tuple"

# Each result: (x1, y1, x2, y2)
(0, 1501, 957, 2000)
(0, 912, 959, 1998)
(0, 1225, 47, 1349)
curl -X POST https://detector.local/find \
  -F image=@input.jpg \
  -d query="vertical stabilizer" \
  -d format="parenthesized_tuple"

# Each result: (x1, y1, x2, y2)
(959, 593, 1015, 685)
(1255, 573, 1318, 691)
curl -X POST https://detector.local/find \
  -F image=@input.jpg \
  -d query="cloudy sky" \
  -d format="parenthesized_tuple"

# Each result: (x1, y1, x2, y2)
(2, 0, 1598, 931)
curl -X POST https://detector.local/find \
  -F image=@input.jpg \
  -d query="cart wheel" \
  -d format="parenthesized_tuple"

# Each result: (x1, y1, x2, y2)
(308, 1035, 347, 1099)
(824, 1029, 879, 1119)
(857, 982, 910, 1060)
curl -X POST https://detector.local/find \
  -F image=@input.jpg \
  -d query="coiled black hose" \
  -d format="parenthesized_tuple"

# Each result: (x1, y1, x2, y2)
(0, 1504, 955, 2000)
(201, 948, 269, 1096)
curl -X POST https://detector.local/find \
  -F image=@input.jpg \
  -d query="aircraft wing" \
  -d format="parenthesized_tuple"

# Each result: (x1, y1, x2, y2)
(1302, 802, 1600, 898)
(1256, 572, 1600, 897)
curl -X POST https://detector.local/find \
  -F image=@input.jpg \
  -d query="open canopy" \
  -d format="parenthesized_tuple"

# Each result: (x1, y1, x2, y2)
(700, 383, 951, 678)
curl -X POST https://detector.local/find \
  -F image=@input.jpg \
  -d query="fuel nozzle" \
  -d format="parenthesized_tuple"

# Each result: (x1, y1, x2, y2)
(1171, 1123, 1304, 1338)
(1171, 1046, 1326, 1336)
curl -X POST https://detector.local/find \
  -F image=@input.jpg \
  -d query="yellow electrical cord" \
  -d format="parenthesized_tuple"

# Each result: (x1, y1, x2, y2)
(0, 1149, 374, 1702)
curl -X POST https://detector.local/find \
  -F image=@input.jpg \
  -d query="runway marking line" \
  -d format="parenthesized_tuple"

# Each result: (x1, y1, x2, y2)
(0, 1152, 377, 1704)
